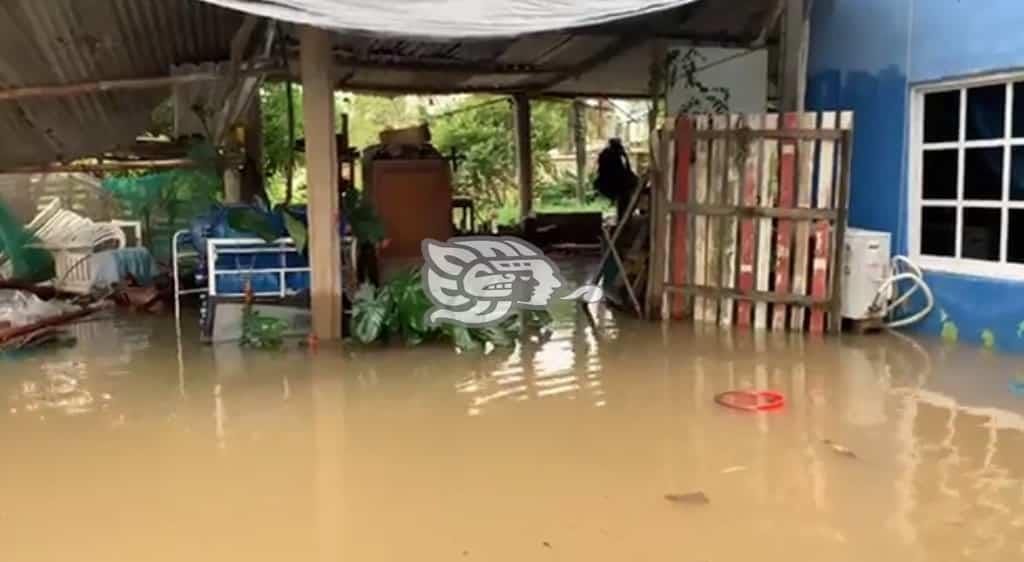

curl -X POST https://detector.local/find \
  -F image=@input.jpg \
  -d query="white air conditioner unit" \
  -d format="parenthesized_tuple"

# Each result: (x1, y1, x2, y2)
(842, 228, 892, 321)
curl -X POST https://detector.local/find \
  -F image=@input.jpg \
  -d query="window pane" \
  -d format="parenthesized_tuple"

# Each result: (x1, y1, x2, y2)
(1011, 146, 1024, 201)
(964, 147, 1003, 200)
(1013, 82, 1024, 137)
(966, 84, 1006, 140)
(921, 206, 957, 257)
(962, 207, 1001, 261)
(1008, 209, 1024, 263)
(924, 90, 960, 143)
(922, 149, 958, 199)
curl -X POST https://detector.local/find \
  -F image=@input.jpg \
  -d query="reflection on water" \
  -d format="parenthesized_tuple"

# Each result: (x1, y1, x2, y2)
(3, 306, 1024, 561)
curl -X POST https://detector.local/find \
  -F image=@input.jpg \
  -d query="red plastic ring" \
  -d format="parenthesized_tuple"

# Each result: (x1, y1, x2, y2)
(714, 390, 785, 412)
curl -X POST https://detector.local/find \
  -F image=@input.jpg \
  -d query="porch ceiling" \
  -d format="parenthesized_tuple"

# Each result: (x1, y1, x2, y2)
(0, 0, 241, 169)
(0, 0, 779, 170)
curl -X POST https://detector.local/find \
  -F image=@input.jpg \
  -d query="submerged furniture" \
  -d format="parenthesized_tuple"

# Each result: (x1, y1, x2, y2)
(14, 199, 144, 294)
(364, 158, 453, 280)
(172, 230, 355, 342)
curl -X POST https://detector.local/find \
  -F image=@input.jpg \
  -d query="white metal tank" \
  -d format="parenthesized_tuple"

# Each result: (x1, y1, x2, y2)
(842, 228, 892, 320)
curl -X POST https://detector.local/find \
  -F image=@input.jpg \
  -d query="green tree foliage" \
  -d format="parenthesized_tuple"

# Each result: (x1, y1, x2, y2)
(430, 96, 569, 217)
(340, 94, 424, 149)
(259, 88, 579, 219)
(261, 82, 306, 201)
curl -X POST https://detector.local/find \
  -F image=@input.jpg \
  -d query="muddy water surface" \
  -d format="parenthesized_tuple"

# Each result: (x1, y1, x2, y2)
(3, 307, 1024, 562)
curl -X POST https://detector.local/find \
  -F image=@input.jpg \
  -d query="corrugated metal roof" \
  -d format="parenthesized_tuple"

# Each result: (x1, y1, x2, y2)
(0, 0, 779, 169)
(0, 0, 241, 168)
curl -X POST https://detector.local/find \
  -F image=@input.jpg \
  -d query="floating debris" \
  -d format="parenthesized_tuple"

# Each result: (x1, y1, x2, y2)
(823, 439, 857, 459)
(664, 492, 710, 505)
(721, 465, 748, 474)
(542, 541, 552, 549)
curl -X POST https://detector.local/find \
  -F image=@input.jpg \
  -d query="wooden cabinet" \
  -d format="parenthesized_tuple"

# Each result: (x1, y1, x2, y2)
(365, 158, 453, 276)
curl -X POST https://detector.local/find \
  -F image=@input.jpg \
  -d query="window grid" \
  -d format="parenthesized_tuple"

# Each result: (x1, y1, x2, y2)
(917, 79, 1024, 273)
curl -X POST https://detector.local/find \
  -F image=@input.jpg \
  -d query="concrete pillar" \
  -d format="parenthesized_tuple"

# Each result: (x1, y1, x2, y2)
(300, 25, 343, 340)
(513, 93, 533, 222)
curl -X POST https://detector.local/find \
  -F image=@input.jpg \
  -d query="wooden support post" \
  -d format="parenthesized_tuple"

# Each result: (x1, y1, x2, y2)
(780, 0, 809, 112)
(514, 93, 534, 222)
(573, 99, 588, 204)
(300, 25, 343, 341)
(223, 167, 242, 203)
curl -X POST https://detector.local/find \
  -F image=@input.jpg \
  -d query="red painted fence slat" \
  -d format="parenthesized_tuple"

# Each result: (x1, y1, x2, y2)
(771, 113, 800, 332)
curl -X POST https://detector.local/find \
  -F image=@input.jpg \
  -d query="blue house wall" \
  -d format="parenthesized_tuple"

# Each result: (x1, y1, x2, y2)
(808, 0, 1024, 351)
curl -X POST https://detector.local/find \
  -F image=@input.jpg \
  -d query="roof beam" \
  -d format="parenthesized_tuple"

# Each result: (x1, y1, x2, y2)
(329, 52, 572, 75)
(528, 35, 647, 92)
(0, 159, 206, 174)
(230, 15, 262, 65)
(0, 61, 279, 103)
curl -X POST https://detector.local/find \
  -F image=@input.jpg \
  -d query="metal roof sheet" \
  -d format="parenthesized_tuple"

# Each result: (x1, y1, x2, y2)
(0, 0, 240, 168)
(0, 0, 779, 169)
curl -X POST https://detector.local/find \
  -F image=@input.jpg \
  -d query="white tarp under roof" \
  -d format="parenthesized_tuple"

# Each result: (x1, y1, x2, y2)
(197, 0, 698, 38)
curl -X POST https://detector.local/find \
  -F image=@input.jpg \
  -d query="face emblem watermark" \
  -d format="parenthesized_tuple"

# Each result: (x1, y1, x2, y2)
(422, 236, 603, 328)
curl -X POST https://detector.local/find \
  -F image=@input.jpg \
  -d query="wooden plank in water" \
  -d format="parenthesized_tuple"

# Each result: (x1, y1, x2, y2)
(755, 114, 779, 331)
(705, 114, 729, 324)
(672, 116, 694, 319)
(692, 116, 711, 324)
(789, 112, 818, 332)
(719, 114, 743, 327)
(809, 111, 837, 334)
(736, 114, 762, 329)
(772, 113, 799, 332)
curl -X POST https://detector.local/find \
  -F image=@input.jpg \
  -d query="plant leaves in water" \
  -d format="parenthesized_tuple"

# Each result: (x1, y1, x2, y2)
(521, 310, 553, 330)
(449, 325, 481, 352)
(281, 210, 308, 252)
(226, 207, 279, 242)
(352, 283, 389, 344)
(390, 270, 432, 340)
(240, 306, 288, 350)
(477, 325, 516, 348)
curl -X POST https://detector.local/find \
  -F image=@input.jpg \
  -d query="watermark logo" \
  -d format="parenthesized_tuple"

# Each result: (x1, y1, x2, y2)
(422, 236, 602, 327)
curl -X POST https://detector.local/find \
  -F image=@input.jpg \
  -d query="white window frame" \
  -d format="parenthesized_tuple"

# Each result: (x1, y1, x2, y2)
(909, 70, 1024, 280)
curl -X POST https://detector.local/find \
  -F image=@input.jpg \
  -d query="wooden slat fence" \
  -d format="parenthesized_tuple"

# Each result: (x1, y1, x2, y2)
(652, 112, 854, 334)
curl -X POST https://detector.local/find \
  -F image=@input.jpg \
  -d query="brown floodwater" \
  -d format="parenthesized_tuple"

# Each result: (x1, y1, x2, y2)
(3, 300, 1024, 561)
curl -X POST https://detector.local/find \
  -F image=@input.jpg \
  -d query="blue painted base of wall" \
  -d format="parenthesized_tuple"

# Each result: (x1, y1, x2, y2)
(906, 272, 1024, 353)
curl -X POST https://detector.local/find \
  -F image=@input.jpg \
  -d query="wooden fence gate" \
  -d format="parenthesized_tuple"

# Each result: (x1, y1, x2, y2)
(648, 112, 854, 334)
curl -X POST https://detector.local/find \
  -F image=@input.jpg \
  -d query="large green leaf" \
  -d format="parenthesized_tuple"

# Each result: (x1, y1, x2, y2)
(281, 210, 308, 252)
(342, 188, 386, 244)
(352, 283, 389, 344)
(240, 306, 288, 350)
(226, 207, 279, 242)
